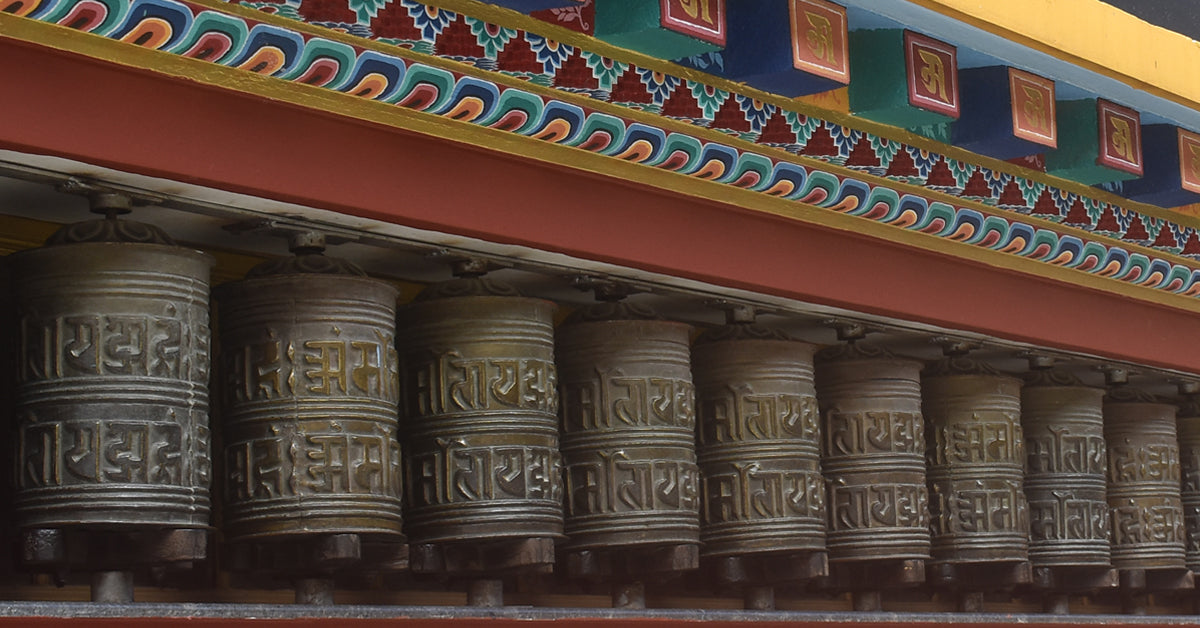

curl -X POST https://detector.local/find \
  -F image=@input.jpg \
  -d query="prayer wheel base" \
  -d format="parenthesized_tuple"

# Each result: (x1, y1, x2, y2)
(705, 551, 828, 588)
(1117, 567, 1194, 593)
(566, 545, 699, 581)
(930, 561, 1032, 591)
(22, 527, 207, 573)
(1031, 565, 1118, 593)
(227, 533, 409, 577)
(410, 538, 555, 576)
(830, 558, 925, 591)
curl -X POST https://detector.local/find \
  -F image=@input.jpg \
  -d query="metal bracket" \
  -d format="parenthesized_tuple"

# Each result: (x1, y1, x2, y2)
(57, 177, 164, 215)
(822, 318, 882, 342)
(931, 335, 982, 356)
(571, 275, 646, 302)
(222, 218, 360, 254)
(706, 299, 760, 324)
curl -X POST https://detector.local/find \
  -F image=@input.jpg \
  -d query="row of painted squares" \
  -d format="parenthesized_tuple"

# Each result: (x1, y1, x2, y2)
(235, 0, 1200, 258)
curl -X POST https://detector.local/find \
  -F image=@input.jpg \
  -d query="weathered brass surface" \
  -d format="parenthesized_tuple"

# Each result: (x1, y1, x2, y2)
(923, 358, 1029, 565)
(398, 277, 562, 544)
(1105, 388, 1186, 569)
(9, 218, 214, 529)
(557, 302, 700, 551)
(816, 343, 930, 562)
(1178, 398, 1200, 572)
(693, 322, 824, 558)
(217, 253, 403, 541)
(1021, 370, 1109, 567)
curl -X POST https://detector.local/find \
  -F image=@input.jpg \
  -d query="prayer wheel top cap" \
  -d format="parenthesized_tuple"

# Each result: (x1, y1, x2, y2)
(44, 215, 177, 247)
(816, 341, 916, 366)
(1023, 368, 1094, 389)
(246, 230, 369, 278)
(1105, 386, 1160, 404)
(562, 299, 664, 325)
(923, 355, 1015, 380)
(694, 321, 794, 345)
(247, 253, 368, 278)
(414, 257, 525, 300)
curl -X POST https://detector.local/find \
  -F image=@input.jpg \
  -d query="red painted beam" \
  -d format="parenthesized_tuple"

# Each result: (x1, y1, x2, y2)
(0, 38, 1192, 373)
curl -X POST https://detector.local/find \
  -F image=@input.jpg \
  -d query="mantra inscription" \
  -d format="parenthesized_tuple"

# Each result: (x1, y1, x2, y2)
(407, 353, 556, 416)
(825, 410, 922, 455)
(562, 371, 693, 432)
(830, 481, 927, 530)
(225, 332, 399, 402)
(21, 311, 210, 383)
(566, 449, 700, 515)
(20, 416, 209, 489)
(698, 390, 817, 445)
(226, 421, 400, 501)
(703, 464, 823, 523)
(408, 438, 561, 506)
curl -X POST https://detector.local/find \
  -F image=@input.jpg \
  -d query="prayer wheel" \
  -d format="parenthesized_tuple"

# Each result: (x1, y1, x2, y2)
(1178, 398, 1200, 572)
(217, 236, 403, 543)
(1021, 369, 1109, 567)
(1105, 388, 1186, 569)
(9, 205, 214, 532)
(557, 299, 700, 557)
(923, 357, 1029, 565)
(398, 265, 562, 561)
(692, 312, 824, 560)
(816, 343, 930, 563)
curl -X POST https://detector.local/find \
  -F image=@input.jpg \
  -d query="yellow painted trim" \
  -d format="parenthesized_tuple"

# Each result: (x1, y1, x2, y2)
(3, 12, 1200, 315)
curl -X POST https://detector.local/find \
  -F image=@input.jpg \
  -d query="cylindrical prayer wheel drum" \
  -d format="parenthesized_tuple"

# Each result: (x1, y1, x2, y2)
(816, 343, 929, 562)
(1178, 399, 1200, 572)
(1021, 370, 1109, 567)
(218, 251, 403, 541)
(693, 321, 824, 559)
(557, 301, 700, 551)
(1105, 388, 1185, 569)
(398, 276, 563, 545)
(10, 216, 214, 529)
(923, 358, 1028, 565)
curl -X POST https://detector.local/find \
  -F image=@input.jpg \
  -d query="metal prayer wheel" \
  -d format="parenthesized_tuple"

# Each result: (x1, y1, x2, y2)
(816, 343, 930, 563)
(1179, 397, 1200, 572)
(557, 298, 700, 557)
(9, 200, 214, 533)
(1104, 387, 1186, 569)
(923, 357, 1029, 565)
(397, 262, 563, 563)
(692, 308, 825, 561)
(217, 233, 403, 543)
(1021, 369, 1109, 568)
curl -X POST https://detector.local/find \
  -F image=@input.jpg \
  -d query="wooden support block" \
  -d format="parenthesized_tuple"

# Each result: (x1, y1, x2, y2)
(1046, 98, 1143, 185)
(706, 551, 828, 587)
(1031, 565, 1118, 593)
(951, 66, 1057, 160)
(685, 0, 847, 97)
(1117, 125, 1200, 207)
(595, 0, 725, 60)
(848, 29, 959, 130)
